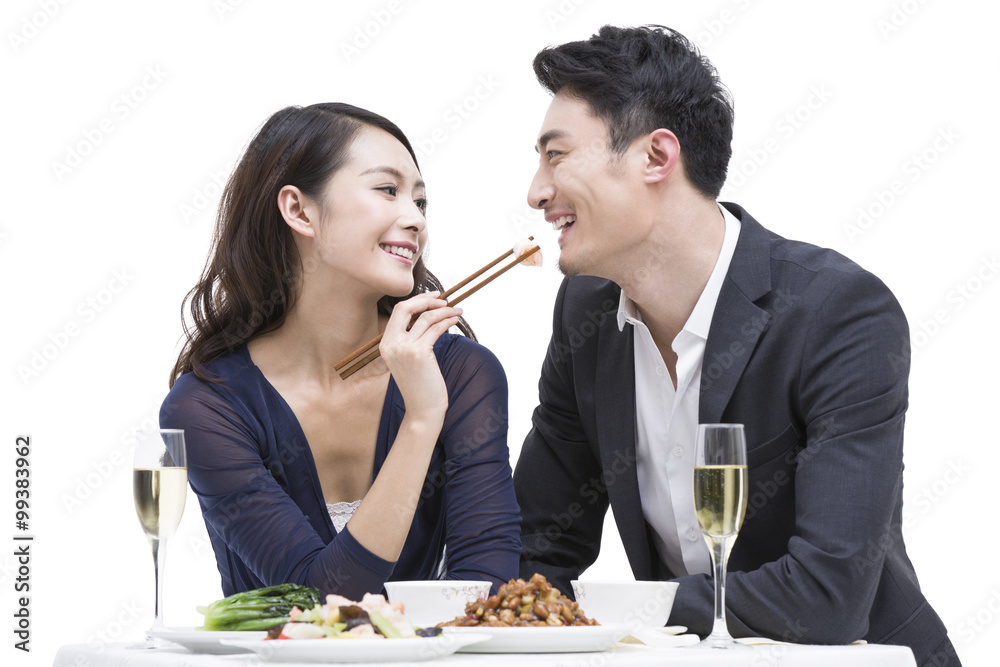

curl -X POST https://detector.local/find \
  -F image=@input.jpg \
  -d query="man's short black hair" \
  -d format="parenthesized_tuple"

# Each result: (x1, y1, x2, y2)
(533, 25, 734, 199)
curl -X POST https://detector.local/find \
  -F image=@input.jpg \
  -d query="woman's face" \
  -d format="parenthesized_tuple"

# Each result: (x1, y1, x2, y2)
(310, 126, 428, 299)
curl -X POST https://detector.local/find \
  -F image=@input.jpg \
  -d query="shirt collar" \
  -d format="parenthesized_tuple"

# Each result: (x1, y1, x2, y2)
(617, 204, 742, 336)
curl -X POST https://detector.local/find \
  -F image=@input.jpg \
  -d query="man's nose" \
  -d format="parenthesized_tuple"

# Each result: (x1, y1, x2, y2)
(527, 167, 553, 210)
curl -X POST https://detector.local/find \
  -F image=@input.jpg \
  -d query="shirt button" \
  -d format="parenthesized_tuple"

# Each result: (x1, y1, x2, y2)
(656, 366, 666, 377)
(686, 528, 700, 542)
(672, 446, 684, 458)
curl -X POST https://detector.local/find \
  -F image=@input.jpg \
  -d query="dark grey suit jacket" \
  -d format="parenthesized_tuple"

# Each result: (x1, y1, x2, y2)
(514, 203, 960, 667)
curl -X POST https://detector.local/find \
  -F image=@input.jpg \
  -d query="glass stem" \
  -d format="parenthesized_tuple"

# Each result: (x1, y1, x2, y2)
(709, 536, 731, 639)
(149, 537, 165, 631)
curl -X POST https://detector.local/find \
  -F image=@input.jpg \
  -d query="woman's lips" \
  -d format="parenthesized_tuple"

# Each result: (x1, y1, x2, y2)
(379, 243, 416, 265)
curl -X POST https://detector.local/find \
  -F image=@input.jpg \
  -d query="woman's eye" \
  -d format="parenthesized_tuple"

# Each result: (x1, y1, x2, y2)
(414, 198, 428, 214)
(376, 185, 398, 196)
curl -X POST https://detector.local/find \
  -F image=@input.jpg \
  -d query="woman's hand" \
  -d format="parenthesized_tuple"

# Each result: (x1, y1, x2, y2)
(378, 292, 462, 423)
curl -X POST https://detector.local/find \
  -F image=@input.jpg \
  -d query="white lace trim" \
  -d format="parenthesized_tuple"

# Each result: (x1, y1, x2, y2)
(326, 499, 362, 533)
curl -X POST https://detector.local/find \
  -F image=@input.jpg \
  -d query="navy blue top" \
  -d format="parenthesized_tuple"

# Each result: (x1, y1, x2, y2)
(160, 333, 520, 599)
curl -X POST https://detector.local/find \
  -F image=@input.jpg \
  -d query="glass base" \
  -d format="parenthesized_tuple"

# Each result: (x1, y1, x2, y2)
(126, 635, 172, 650)
(692, 633, 753, 650)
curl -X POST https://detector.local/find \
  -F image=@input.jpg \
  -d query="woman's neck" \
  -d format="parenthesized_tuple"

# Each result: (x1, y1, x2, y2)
(249, 274, 387, 389)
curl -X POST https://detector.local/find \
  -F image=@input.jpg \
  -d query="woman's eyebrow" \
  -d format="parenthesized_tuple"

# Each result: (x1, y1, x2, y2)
(360, 165, 425, 189)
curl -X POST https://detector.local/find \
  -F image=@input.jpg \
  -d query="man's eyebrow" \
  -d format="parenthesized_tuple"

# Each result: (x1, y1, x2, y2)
(360, 165, 425, 189)
(535, 130, 567, 153)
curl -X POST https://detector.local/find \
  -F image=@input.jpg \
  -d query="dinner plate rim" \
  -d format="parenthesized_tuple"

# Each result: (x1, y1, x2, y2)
(219, 632, 491, 662)
(441, 623, 630, 653)
(145, 626, 268, 654)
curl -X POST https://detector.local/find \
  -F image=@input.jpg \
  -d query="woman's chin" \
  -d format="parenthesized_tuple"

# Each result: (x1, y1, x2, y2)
(384, 280, 415, 299)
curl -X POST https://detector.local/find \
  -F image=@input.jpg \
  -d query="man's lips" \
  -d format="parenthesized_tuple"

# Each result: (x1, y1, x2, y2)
(547, 214, 576, 246)
(548, 214, 576, 232)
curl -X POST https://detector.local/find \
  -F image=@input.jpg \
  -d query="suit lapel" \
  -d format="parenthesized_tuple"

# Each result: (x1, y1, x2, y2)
(593, 311, 654, 580)
(700, 204, 773, 423)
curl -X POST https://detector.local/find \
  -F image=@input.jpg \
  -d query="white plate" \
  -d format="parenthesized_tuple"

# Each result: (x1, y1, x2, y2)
(220, 632, 490, 663)
(145, 627, 267, 654)
(442, 624, 629, 653)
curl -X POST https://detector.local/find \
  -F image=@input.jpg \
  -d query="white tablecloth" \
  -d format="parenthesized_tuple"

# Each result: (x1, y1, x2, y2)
(53, 641, 918, 667)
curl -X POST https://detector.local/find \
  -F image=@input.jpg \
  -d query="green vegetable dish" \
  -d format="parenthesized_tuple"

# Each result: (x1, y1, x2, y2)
(197, 583, 322, 631)
(197, 584, 442, 639)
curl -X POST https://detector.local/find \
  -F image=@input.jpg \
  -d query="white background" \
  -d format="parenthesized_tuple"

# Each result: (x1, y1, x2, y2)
(2, 1, 998, 665)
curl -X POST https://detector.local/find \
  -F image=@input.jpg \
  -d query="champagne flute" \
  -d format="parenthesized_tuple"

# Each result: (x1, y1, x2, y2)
(131, 429, 187, 648)
(692, 423, 749, 649)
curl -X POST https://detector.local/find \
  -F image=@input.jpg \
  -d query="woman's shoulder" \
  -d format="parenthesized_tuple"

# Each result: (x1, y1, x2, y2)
(164, 345, 260, 410)
(434, 333, 502, 368)
(433, 333, 506, 387)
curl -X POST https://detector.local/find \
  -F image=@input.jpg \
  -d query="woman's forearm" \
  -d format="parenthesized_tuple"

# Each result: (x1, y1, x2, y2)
(344, 411, 444, 562)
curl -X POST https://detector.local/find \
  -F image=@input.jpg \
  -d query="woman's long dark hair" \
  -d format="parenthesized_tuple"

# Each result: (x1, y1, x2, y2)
(170, 103, 473, 387)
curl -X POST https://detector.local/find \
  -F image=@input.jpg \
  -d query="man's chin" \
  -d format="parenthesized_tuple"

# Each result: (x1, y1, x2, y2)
(556, 252, 593, 279)
(556, 259, 579, 278)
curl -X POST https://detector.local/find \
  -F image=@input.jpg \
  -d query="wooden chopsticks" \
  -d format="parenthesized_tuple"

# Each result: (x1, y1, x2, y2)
(334, 240, 542, 380)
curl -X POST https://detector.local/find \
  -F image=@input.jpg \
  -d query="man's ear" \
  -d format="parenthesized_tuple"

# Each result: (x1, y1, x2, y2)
(643, 129, 681, 184)
(277, 185, 317, 238)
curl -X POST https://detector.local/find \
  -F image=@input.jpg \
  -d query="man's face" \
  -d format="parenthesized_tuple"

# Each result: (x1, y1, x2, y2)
(527, 93, 643, 278)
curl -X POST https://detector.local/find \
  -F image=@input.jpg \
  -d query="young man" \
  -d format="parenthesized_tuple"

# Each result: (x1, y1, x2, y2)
(513, 25, 960, 667)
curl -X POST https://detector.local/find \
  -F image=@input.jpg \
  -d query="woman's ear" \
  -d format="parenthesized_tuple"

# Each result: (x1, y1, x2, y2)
(277, 185, 317, 238)
(643, 128, 681, 184)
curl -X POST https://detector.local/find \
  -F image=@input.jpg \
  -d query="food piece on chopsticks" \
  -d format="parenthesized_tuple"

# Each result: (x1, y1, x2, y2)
(265, 592, 442, 640)
(196, 583, 322, 631)
(438, 573, 598, 627)
(513, 238, 543, 267)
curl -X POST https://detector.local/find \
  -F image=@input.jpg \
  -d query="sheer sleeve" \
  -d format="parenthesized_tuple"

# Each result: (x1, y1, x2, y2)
(160, 372, 394, 598)
(436, 337, 521, 589)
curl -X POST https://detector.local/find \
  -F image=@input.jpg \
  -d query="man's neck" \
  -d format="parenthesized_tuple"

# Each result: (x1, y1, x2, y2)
(618, 199, 725, 350)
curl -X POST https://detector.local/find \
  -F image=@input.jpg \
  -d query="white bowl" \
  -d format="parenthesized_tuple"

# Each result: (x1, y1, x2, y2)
(571, 580, 678, 629)
(384, 580, 491, 628)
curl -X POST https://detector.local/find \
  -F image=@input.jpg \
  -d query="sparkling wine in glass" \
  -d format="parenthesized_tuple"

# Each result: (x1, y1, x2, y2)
(131, 429, 187, 648)
(692, 423, 749, 649)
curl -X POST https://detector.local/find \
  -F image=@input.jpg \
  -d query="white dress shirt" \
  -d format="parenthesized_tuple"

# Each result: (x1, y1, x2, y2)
(616, 205, 741, 577)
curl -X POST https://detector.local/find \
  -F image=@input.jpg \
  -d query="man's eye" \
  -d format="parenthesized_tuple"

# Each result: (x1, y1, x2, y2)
(547, 150, 562, 161)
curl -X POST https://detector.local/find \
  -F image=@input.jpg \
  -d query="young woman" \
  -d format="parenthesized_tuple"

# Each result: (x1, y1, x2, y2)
(161, 103, 520, 599)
